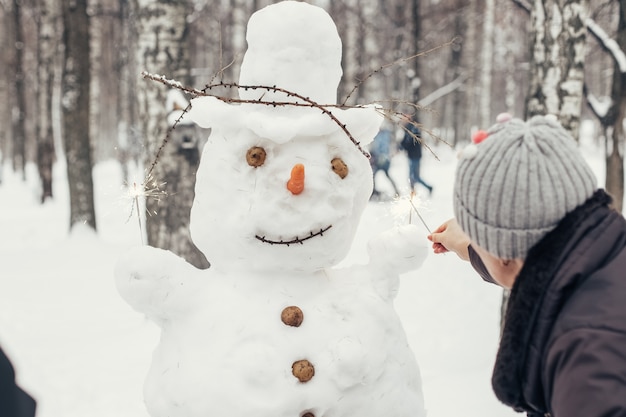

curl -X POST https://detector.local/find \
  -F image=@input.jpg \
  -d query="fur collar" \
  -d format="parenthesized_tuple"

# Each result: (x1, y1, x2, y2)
(491, 190, 613, 413)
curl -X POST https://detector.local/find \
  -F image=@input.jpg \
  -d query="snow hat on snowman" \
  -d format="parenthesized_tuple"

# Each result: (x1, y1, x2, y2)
(454, 115, 597, 260)
(188, 0, 382, 147)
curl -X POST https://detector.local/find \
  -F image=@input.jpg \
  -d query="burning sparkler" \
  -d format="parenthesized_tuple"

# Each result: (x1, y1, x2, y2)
(122, 173, 167, 244)
(408, 196, 432, 234)
(389, 190, 432, 234)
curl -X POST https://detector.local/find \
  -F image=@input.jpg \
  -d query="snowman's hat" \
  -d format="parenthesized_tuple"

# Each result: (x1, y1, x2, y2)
(188, 1, 382, 147)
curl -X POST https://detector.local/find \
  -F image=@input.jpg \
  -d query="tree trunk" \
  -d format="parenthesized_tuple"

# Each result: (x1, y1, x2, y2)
(605, 126, 623, 212)
(450, 5, 464, 146)
(502, 4, 519, 115)
(465, 0, 479, 129)
(135, 0, 209, 269)
(480, 0, 495, 128)
(61, 0, 97, 230)
(411, 0, 421, 104)
(36, 0, 58, 203)
(116, 0, 130, 181)
(606, 0, 626, 213)
(12, 0, 27, 179)
(526, 0, 589, 140)
(0, 5, 11, 173)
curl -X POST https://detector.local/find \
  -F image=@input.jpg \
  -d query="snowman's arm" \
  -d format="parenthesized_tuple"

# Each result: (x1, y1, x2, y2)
(114, 246, 202, 323)
(365, 224, 428, 300)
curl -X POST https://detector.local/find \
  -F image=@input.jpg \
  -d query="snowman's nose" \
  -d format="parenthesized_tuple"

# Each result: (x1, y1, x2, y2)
(287, 164, 305, 195)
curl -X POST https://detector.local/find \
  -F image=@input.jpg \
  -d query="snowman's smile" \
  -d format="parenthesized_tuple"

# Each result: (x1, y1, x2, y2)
(255, 225, 332, 246)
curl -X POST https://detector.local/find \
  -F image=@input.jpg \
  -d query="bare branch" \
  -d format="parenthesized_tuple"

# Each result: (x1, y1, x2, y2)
(586, 17, 626, 74)
(145, 101, 193, 180)
(417, 74, 467, 107)
(340, 37, 461, 106)
(511, 0, 531, 13)
(141, 71, 372, 158)
(142, 35, 459, 167)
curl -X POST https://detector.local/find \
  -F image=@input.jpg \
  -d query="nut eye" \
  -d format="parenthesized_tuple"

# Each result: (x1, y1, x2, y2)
(246, 146, 266, 167)
(331, 157, 348, 179)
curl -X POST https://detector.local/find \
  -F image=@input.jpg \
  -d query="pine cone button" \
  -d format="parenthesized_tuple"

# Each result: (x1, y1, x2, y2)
(281, 306, 304, 327)
(292, 359, 315, 382)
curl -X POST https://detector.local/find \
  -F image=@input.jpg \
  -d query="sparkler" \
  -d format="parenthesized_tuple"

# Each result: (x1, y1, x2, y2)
(121, 85, 186, 244)
(408, 195, 432, 235)
(390, 190, 433, 234)
(123, 174, 167, 244)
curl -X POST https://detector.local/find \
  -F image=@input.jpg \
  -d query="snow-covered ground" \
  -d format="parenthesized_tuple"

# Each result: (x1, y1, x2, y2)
(0, 134, 605, 417)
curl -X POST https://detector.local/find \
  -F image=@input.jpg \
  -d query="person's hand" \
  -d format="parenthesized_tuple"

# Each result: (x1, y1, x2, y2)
(427, 218, 471, 261)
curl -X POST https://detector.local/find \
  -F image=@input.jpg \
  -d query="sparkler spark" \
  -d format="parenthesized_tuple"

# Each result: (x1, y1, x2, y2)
(122, 174, 168, 244)
(389, 191, 432, 234)
(408, 196, 432, 234)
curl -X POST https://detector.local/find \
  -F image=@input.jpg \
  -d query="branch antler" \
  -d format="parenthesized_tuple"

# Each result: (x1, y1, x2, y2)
(141, 71, 372, 158)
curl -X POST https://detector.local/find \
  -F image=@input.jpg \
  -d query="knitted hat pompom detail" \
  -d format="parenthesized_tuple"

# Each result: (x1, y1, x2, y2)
(471, 130, 489, 144)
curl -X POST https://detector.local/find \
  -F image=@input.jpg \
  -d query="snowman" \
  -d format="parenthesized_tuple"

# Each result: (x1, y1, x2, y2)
(116, 2, 427, 417)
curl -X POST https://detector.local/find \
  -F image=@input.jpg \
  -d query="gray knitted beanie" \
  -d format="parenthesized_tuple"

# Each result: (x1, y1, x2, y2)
(454, 115, 597, 260)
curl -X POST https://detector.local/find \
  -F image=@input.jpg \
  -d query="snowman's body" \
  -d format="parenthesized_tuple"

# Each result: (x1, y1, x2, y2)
(116, 2, 427, 417)
(136, 266, 421, 417)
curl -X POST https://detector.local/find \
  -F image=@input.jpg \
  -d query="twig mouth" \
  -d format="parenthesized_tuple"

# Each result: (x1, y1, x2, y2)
(255, 225, 332, 246)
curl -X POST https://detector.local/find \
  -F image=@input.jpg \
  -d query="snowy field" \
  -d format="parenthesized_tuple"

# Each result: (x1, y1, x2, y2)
(0, 134, 605, 417)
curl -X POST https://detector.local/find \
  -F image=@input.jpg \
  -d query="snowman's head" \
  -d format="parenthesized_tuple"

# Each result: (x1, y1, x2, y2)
(185, 1, 382, 271)
(187, 1, 383, 273)
(189, 122, 376, 273)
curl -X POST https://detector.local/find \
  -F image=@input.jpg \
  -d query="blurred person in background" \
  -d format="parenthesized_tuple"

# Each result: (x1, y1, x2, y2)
(369, 122, 400, 200)
(400, 114, 432, 196)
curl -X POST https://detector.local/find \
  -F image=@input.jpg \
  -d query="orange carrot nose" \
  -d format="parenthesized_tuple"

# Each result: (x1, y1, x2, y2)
(287, 163, 305, 195)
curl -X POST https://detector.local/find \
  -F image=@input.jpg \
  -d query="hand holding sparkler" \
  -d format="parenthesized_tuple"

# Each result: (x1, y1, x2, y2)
(427, 218, 471, 261)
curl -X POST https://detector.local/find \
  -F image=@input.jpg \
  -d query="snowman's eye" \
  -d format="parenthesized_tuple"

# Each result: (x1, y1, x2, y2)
(246, 146, 266, 167)
(331, 157, 348, 179)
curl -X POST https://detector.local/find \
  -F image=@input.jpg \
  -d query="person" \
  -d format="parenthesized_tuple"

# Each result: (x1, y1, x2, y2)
(369, 125, 400, 199)
(427, 115, 626, 417)
(1, 345, 36, 417)
(400, 115, 433, 195)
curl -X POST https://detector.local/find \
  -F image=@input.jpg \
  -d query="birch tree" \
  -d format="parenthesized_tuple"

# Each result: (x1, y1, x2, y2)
(526, 0, 589, 139)
(134, 0, 209, 269)
(602, 1, 625, 213)
(61, 0, 97, 229)
(585, 4, 626, 212)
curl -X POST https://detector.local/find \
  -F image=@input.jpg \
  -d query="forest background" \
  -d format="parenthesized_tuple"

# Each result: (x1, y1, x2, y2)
(0, 0, 625, 266)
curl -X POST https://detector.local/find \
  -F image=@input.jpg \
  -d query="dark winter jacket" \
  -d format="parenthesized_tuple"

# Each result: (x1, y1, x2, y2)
(0, 346, 36, 417)
(469, 190, 626, 417)
(400, 123, 422, 160)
